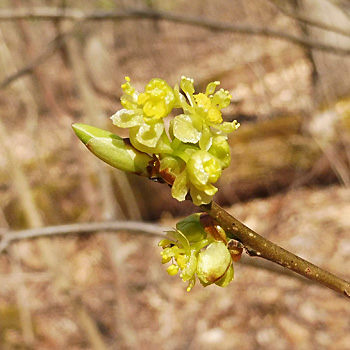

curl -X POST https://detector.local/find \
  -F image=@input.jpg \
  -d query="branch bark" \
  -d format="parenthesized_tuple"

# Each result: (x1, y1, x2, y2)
(201, 201, 350, 299)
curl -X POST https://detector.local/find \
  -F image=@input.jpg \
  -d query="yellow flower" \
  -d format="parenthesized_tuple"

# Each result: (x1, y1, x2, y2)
(171, 150, 222, 206)
(159, 213, 234, 291)
(138, 78, 175, 123)
(111, 77, 175, 153)
(172, 76, 239, 151)
(194, 93, 223, 123)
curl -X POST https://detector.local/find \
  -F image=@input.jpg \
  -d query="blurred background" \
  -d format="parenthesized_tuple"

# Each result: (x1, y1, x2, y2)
(0, 0, 350, 349)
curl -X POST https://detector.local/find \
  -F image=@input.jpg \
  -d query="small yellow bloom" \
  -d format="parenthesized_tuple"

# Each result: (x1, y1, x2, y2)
(138, 78, 175, 123)
(194, 93, 223, 124)
(111, 77, 174, 153)
(194, 93, 211, 110)
(172, 76, 238, 154)
(175, 254, 188, 270)
(207, 106, 223, 123)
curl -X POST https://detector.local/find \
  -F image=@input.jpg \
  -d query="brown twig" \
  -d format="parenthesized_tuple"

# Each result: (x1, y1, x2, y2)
(201, 201, 350, 299)
(0, 7, 350, 56)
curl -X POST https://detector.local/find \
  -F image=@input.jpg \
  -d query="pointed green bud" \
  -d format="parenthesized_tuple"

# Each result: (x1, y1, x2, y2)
(72, 123, 153, 176)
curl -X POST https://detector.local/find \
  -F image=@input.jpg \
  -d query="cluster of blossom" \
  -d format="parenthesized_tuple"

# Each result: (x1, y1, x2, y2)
(111, 76, 240, 205)
(158, 213, 238, 291)
(72, 77, 241, 291)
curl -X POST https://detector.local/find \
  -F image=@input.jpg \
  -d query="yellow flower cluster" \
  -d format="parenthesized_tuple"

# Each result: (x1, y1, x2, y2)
(111, 76, 239, 205)
(158, 214, 235, 291)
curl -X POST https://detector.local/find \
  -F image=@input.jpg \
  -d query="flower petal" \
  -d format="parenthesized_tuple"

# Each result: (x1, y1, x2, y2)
(171, 169, 190, 202)
(175, 213, 207, 243)
(212, 89, 231, 109)
(199, 124, 212, 151)
(110, 109, 143, 128)
(129, 127, 172, 154)
(208, 136, 231, 169)
(174, 84, 192, 112)
(205, 81, 220, 95)
(203, 183, 218, 196)
(173, 114, 201, 144)
(189, 186, 214, 206)
(187, 150, 214, 188)
(136, 122, 164, 147)
(180, 76, 198, 109)
(181, 250, 198, 282)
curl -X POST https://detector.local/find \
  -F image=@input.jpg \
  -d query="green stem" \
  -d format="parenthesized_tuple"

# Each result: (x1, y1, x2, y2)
(201, 201, 350, 299)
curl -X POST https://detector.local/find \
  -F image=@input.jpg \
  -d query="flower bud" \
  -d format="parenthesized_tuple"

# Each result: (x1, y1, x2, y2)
(72, 123, 153, 176)
(196, 241, 232, 286)
(215, 263, 234, 287)
(167, 264, 179, 276)
(187, 150, 221, 194)
(208, 136, 231, 169)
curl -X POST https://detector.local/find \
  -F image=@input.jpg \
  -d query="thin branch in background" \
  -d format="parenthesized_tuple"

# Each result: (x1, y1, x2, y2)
(266, 0, 350, 38)
(0, 8, 347, 54)
(2, 7, 350, 91)
(0, 15, 83, 89)
(12, 0, 63, 115)
(0, 221, 166, 254)
(0, 28, 40, 125)
(9, 246, 36, 346)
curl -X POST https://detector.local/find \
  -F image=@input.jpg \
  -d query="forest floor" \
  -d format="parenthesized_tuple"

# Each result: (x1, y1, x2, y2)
(0, 184, 349, 350)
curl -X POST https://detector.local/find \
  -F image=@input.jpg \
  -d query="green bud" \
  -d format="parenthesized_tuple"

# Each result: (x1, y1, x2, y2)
(72, 123, 153, 176)
(208, 136, 231, 169)
(187, 150, 221, 193)
(196, 241, 232, 286)
(215, 264, 234, 287)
